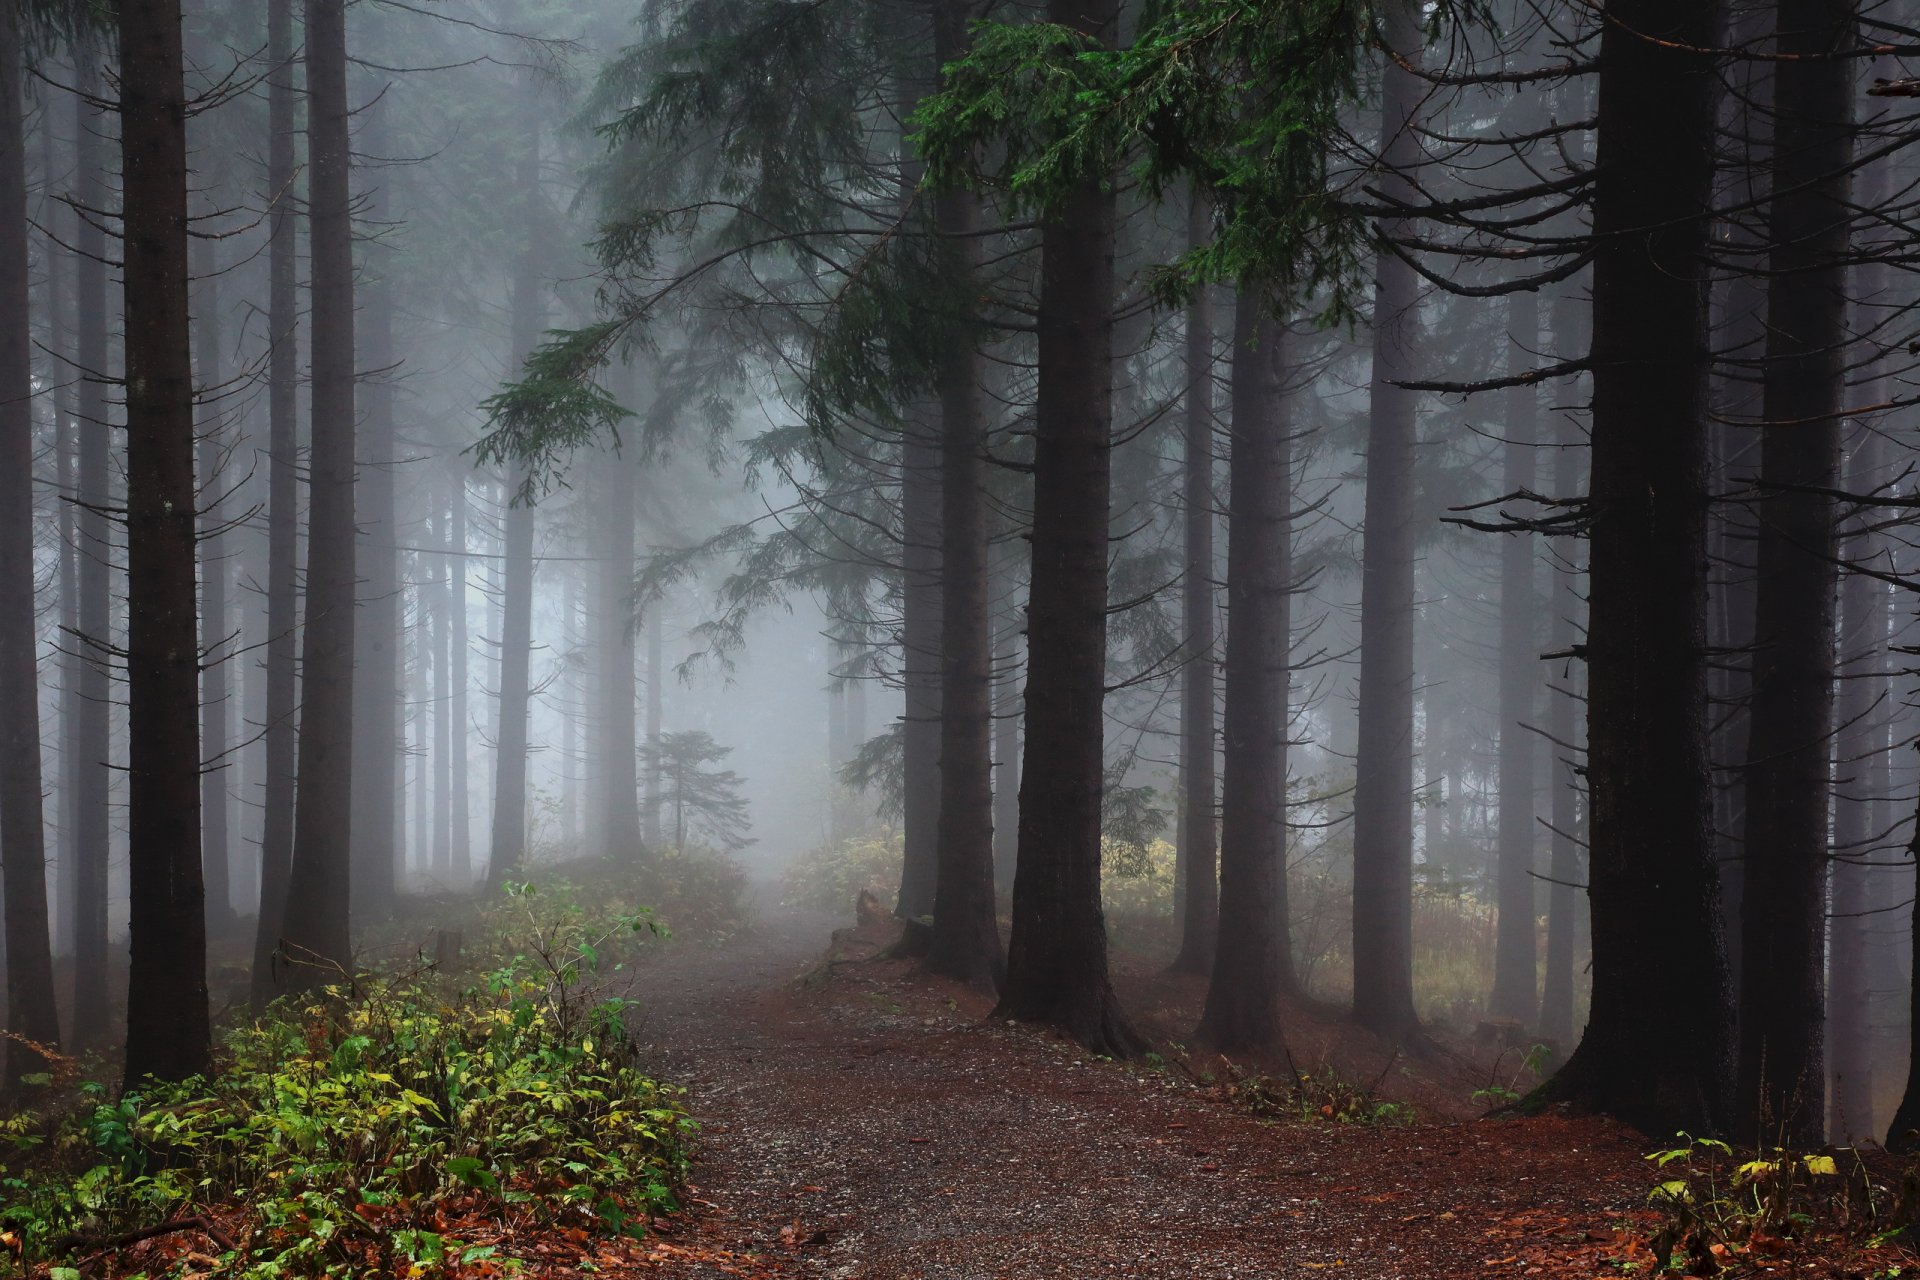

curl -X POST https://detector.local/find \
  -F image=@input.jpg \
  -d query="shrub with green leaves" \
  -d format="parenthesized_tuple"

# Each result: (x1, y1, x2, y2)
(780, 834, 903, 914)
(0, 885, 694, 1277)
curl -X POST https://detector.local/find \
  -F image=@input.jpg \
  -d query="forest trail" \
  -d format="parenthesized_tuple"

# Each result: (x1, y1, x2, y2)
(623, 903, 1657, 1279)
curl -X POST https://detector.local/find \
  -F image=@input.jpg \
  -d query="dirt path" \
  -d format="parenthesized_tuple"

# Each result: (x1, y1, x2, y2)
(625, 906, 1656, 1279)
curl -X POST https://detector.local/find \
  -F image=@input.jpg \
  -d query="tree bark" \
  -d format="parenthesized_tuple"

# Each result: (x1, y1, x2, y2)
(1350, 0, 1424, 1039)
(70, 42, 114, 1045)
(1539, 0, 1731, 1136)
(598, 439, 642, 861)
(119, 0, 211, 1085)
(250, 0, 301, 1008)
(1196, 296, 1295, 1050)
(0, 1, 62, 1084)
(895, 406, 942, 918)
(1538, 285, 1588, 1046)
(1490, 289, 1540, 1022)
(350, 134, 400, 920)
(1829, 422, 1881, 1143)
(281, 0, 357, 989)
(993, 0, 1136, 1055)
(486, 127, 543, 889)
(644, 604, 662, 850)
(1734, 0, 1853, 1148)
(192, 236, 235, 938)
(924, 19, 1002, 987)
(448, 463, 473, 885)
(432, 497, 453, 879)
(1170, 190, 1219, 977)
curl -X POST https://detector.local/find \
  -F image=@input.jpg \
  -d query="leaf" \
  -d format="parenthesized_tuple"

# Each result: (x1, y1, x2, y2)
(445, 1156, 501, 1194)
(1802, 1154, 1839, 1177)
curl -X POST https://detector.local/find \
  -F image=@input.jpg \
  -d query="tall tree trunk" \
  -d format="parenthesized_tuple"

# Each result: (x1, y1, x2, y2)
(486, 131, 543, 889)
(1350, 0, 1424, 1038)
(895, 407, 942, 918)
(1540, 0, 1730, 1135)
(44, 106, 78, 960)
(1829, 423, 1881, 1143)
(1170, 190, 1219, 977)
(351, 149, 400, 921)
(925, 28, 1002, 986)
(433, 499, 453, 879)
(119, 0, 211, 1085)
(1538, 285, 1588, 1046)
(1490, 289, 1540, 1022)
(644, 605, 662, 850)
(281, 0, 357, 988)
(251, 0, 301, 1008)
(70, 42, 114, 1044)
(0, 2, 62, 1084)
(193, 237, 234, 937)
(993, 0, 1135, 1055)
(449, 464, 472, 885)
(599, 443, 642, 861)
(991, 602, 1021, 893)
(1196, 296, 1295, 1050)
(1734, 0, 1853, 1147)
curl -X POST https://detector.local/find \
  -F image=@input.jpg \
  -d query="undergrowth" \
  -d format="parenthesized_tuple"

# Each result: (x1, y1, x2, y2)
(1640, 1132, 1916, 1274)
(0, 881, 693, 1278)
(1221, 1059, 1415, 1128)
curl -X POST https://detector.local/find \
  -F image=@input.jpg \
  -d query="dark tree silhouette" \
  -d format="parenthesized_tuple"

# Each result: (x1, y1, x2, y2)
(119, 0, 211, 1085)
(281, 0, 358, 990)
(994, 0, 1138, 1058)
(1196, 298, 1295, 1051)
(0, 0, 62, 1086)
(1539, 0, 1731, 1136)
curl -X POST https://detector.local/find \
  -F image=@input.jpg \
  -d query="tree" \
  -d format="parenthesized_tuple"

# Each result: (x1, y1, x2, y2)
(70, 37, 114, 1044)
(1734, 0, 1855, 1147)
(1489, 288, 1540, 1022)
(1349, 0, 1425, 1040)
(0, 0, 63, 1085)
(895, 411, 942, 920)
(992, 0, 1140, 1058)
(596, 437, 642, 861)
(192, 234, 235, 938)
(250, 0, 301, 1008)
(119, 0, 211, 1085)
(1169, 190, 1219, 978)
(280, 0, 357, 990)
(485, 120, 544, 892)
(1196, 297, 1295, 1051)
(643, 730, 753, 852)
(1539, 0, 1731, 1136)
(923, 0, 1003, 992)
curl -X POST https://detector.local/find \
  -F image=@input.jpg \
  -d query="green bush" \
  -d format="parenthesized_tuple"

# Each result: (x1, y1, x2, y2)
(0, 886, 693, 1277)
(780, 834, 902, 914)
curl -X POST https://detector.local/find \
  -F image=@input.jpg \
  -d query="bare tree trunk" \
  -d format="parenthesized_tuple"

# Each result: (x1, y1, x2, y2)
(250, 0, 301, 1008)
(44, 106, 78, 960)
(1350, 0, 1424, 1039)
(486, 130, 543, 889)
(644, 605, 662, 850)
(192, 237, 235, 938)
(598, 443, 642, 861)
(896, 407, 942, 918)
(991, 590, 1021, 894)
(1540, 0, 1730, 1136)
(448, 463, 472, 885)
(70, 42, 114, 1044)
(0, 2, 62, 1083)
(994, 0, 1135, 1055)
(119, 0, 210, 1084)
(1196, 296, 1295, 1050)
(1490, 289, 1540, 1022)
(351, 137, 400, 920)
(925, 31, 1002, 985)
(1538, 285, 1588, 1046)
(433, 496, 453, 879)
(1170, 190, 1219, 977)
(1829, 423, 1882, 1143)
(1734, 0, 1853, 1148)
(281, 0, 358, 988)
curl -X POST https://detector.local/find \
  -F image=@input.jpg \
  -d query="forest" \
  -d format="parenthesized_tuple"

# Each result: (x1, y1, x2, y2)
(2, 0, 1919, 1274)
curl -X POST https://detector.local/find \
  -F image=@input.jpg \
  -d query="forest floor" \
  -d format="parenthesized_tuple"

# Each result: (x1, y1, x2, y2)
(560, 899, 1891, 1280)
